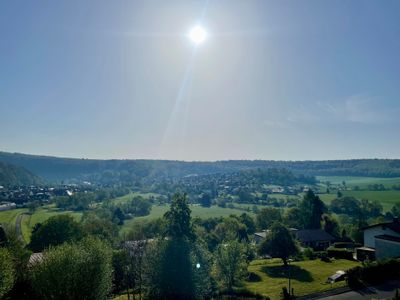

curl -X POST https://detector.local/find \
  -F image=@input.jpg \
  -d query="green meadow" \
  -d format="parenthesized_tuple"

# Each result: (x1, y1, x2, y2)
(317, 176, 400, 189)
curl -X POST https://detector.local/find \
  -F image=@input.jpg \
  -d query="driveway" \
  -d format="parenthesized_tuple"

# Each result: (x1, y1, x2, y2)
(317, 280, 400, 300)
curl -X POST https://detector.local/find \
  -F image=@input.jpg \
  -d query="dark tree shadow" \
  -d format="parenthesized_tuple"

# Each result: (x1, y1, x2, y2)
(260, 265, 314, 282)
(246, 272, 262, 282)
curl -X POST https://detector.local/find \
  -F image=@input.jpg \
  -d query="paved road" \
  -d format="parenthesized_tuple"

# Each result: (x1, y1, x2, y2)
(317, 280, 400, 300)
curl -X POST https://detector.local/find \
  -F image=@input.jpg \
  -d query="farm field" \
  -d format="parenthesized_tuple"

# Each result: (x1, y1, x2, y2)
(317, 176, 400, 189)
(316, 176, 400, 211)
(245, 258, 360, 300)
(317, 190, 400, 211)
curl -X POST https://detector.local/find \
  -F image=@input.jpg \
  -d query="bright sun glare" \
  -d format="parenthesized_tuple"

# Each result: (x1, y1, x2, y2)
(189, 25, 207, 44)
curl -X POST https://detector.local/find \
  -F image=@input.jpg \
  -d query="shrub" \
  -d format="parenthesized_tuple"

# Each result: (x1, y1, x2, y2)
(30, 237, 112, 300)
(347, 259, 400, 288)
(327, 247, 354, 260)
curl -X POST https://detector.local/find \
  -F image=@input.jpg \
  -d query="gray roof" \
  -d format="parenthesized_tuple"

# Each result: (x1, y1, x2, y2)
(294, 229, 335, 243)
(375, 234, 400, 243)
(363, 218, 400, 234)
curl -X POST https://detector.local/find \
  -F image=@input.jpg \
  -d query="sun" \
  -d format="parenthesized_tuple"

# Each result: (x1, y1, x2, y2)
(189, 25, 207, 45)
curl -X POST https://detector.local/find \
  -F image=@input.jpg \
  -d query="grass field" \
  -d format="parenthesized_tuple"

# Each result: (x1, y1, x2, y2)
(317, 176, 400, 189)
(0, 205, 83, 243)
(245, 258, 360, 300)
(120, 204, 256, 234)
(22, 206, 83, 243)
(318, 190, 400, 211)
(0, 208, 28, 225)
(111, 192, 160, 204)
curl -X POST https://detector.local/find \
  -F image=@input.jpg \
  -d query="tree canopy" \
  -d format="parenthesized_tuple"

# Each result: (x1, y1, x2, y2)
(258, 222, 298, 266)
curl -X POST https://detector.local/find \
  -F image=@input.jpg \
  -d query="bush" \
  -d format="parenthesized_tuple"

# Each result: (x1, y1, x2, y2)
(327, 247, 354, 260)
(0, 248, 15, 298)
(347, 259, 400, 288)
(30, 237, 112, 300)
(303, 247, 315, 260)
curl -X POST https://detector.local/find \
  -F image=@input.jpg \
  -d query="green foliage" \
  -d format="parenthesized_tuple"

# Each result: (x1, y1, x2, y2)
(55, 192, 95, 211)
(199, 193, 212, 207)
(214, 240, 248, 291)
(146, 238, 201, 299)
(0, 161, 43, 187)
(258, 222, 299, 266)
(0, 248, 15, 298)
(239, 213, 256, 235)
(299, 190, 326, 229)
(30, 237, 112, 300)
(164, 193, 195, 240)
(322, 214, 340, 237)
(29, 215, 84, 252)
(256, 207, 282, 230)
(391, 202, 400, 217)
(347, 259, 400, 288)
(303, 247, 315, 260)
(81, 211, 118, 242)
(283, 207, 302, 229)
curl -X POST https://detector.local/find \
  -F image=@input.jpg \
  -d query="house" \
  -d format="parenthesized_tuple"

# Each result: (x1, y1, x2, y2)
(254, 231, 267, 244)
(254, 228, 334, 251)
(293, 229, 335, 251)
(0, 202, 16, 211)
(357, 217, 400, 261)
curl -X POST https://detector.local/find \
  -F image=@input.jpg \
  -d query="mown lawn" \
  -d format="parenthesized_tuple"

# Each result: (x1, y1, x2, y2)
(245, 258, 360, 300)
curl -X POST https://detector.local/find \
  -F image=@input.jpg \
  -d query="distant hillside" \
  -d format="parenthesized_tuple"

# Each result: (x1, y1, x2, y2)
(0, 151, 400, 185)
(0, 161, 43, 187)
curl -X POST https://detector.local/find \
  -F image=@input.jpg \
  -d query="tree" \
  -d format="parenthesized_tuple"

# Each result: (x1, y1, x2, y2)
(214, 240, 248, 291)
(330, 197, 361, 217)
(112, 207, 125, 225)
(0, 248, 15, 298)
(213, 217, 248, 242)
(29, 215, 84, 252)
(322, 214, 340, 237)
(164, 193, 194, 240)
(258, 222, 298, 266)
(392, 202, 400, 217)
(81, 212, 118, 243)
(256, 207, 282, 230)
(30, 237, 112, 300)
(199, 193, 212, 207)
(2, 225, 32, 300)
(283, 207, 302, 229)
(146, 193, 212, 299)
(299, 190, 326, 229)
(239, 213, 256, 235)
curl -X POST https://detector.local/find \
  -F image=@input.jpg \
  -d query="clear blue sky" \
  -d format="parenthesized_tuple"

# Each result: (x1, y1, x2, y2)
(1, 1, 399, 161)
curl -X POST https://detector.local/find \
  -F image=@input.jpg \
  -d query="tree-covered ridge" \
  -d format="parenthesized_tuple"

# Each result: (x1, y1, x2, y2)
(0, 161, 43, 187)
(1, 151, 400, 185)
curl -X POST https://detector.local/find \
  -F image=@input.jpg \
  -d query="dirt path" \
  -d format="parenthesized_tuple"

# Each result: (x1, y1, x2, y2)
(15, 213, 28, 243)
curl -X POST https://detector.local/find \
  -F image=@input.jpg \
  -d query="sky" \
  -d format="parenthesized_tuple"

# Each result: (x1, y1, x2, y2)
(1, 1, 400, 161)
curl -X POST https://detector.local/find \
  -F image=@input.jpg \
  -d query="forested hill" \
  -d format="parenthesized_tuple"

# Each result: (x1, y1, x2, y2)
(0, 151, 400, 184)
(0, 161, 43, 187)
